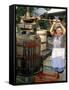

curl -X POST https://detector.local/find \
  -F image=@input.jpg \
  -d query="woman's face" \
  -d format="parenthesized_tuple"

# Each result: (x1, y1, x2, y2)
(56, 28, 62, 36)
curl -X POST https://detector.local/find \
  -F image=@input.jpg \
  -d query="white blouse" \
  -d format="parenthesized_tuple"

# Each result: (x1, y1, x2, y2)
(53, 36, 63, 48)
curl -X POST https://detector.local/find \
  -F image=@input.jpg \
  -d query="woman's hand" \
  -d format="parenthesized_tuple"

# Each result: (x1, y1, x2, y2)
(53, 19, 57, 24)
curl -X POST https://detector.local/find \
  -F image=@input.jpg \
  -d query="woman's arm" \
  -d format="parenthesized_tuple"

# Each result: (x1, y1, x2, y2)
(56, 19, 66, 35)
(50, 19, 56, 35)
(59, 22, 66, 35)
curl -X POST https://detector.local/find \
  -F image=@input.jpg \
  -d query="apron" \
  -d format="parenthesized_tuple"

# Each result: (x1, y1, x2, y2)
(51, 36, 65, 69)
(52, 48, 65, 69)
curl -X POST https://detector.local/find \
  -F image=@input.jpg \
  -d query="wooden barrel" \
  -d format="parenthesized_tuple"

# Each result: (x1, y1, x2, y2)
(16, 33, 42, 76)
(37, 30, 47, 51)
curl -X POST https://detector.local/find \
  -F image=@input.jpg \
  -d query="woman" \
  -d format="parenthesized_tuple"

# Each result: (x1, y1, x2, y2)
(50, 19, 66, 78)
